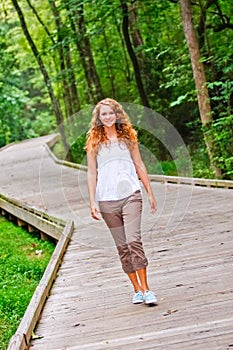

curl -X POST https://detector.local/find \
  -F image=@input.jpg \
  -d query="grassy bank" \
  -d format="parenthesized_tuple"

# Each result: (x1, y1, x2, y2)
(0, 216, 55, 349)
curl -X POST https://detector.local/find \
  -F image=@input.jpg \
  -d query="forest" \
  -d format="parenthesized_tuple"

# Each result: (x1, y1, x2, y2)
(0, 0, 232, 179)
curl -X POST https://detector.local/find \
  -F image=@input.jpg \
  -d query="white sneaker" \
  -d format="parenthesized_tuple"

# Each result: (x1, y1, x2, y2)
(132, 291, 144, 304)
(144, 290, 157, 305)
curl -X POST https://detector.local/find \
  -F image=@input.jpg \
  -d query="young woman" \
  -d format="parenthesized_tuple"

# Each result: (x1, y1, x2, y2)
(86, 98, 157, 305)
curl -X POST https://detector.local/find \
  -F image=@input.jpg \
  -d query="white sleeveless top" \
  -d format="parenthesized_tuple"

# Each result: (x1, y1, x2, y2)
(95, 141, 141, 201)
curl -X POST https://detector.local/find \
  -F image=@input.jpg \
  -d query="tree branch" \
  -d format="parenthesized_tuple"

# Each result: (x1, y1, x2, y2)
(25, 0, 55, 45)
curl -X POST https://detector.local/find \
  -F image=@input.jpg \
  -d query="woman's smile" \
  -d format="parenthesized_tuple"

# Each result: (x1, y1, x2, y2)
(99, 105, 116, 127)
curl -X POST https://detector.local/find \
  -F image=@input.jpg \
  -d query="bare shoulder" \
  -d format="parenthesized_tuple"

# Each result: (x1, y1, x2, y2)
(86, 138, 91, 153)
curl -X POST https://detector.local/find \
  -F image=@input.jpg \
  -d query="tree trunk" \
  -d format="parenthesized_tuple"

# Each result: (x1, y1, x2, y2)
(28, 0, 80, 117)
(11, 0, 71, 159)
(49, 0, 73, 119)
(114, 18, 131, 83)
(102, 28, 116, 98)
(26, 0, 55, 45)
(128, 1, 144, 49)
(74, 4, 103, 103)
(127, 1, 156, 97)
(128, 1, 147, 76)
(180, 0, 221, 177)
(120, 0, 150, 108)
(64, 44, 80, 114)
(64, 1, 103, 103)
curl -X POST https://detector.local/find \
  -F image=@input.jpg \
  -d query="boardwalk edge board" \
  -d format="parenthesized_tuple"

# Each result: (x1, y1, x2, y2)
(0, 194, 66, 240)
(45, 134, 88, 171)
(45, 134, 233, 189)
(0, 195, 74, 350)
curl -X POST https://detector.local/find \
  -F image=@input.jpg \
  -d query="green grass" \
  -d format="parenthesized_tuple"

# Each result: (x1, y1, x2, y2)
(0, 216, 55, 349)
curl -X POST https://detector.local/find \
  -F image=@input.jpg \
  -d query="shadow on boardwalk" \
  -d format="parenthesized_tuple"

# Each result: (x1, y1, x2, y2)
(1, 135, 233, 350)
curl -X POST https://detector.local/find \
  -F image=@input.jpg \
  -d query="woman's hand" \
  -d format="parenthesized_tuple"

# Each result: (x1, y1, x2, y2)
(149, 193, 157, 214)
(90, 202, 101, 220)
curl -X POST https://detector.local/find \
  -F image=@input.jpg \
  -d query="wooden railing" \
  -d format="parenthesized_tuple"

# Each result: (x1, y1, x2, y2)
(148, 174, 233, 188)
(0, 194, 66, 240)
(45, 134, 87, 171)
(45, 134, 233, 189)
(0, 195, 74, 350)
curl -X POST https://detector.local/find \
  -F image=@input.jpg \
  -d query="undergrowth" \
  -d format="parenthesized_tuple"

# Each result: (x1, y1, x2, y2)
(0, 216, 54, 349)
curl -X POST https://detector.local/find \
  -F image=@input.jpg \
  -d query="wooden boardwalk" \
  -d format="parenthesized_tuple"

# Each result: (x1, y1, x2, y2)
(1, 135, 233, 350)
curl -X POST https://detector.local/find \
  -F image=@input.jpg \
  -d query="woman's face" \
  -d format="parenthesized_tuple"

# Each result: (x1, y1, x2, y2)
(98, 105, 116, 128)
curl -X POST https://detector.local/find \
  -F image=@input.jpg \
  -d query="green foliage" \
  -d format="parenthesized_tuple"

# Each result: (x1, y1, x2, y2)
(136, 126, 161, 159)
(0, 0, 232, 178)
(206, 76, 233, 179)
(30, 111, 57, 136)
(209, 115, 233, 179)
(147, 160, 178, 177)
(0, 216, 54, 349)
(0, 17, 56, 147)
(70, 133, 87, 164)
(52, 139, 67, 160)
(0, 22, 29, 146)
(190, 143, 216, 179)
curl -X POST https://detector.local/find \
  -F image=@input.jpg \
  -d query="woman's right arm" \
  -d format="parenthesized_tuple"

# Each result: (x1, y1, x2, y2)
(87, 148, 101, 220)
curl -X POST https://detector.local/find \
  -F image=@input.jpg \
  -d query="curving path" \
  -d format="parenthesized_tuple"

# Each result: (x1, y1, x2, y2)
(1, 135, 233, 350)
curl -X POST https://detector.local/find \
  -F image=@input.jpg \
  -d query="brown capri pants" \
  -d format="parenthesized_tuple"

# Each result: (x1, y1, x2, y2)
(99, 190, 148, 274)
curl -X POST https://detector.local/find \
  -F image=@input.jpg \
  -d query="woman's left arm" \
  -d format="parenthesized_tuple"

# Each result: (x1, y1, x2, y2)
(130, 143, 157, 214)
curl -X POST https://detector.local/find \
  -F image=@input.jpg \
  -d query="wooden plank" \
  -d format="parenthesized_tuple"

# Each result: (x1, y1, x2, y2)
(27, 225, 35, 233)
(7, 333, 27, 350)
(17, 218, 26, 227)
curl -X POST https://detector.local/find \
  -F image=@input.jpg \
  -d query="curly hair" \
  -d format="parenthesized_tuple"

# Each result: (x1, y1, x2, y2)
(86, 98, 137, 153)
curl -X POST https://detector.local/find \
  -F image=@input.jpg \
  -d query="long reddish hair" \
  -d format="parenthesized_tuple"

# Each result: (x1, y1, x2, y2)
(86, 98, 137, 153)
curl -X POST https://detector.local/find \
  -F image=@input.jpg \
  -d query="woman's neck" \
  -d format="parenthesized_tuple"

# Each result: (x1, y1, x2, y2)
(104, 126, 118, 141)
